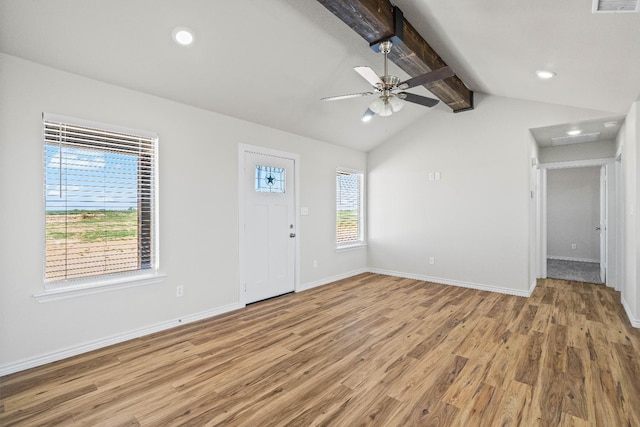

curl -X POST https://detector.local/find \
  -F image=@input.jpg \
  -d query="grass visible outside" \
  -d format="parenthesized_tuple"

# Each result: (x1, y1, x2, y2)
(337, 209, 359, 243)
(46, 210, 138, 242)
(45, 209, 139, 281)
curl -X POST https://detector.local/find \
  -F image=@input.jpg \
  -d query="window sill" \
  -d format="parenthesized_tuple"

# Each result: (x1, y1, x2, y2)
(33, 272, 167, 302)
(336, 243, 367, 252)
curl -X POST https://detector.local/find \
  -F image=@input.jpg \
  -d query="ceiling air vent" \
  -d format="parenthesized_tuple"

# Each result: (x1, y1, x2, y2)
(592, 0, 639, 12)
(551, 132, 601, 146)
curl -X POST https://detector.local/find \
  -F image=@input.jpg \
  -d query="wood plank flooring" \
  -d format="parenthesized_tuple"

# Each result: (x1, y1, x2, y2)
(2, 273, 640, 426)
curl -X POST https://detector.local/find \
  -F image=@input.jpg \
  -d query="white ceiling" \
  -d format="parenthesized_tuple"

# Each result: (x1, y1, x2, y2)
(1, 0, 639, 152)
(531, 115, 625, 147)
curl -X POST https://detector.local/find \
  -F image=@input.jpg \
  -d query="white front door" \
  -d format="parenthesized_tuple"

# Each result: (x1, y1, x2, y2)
(242, 149, 296, 304)
(599, 165, 607, 283)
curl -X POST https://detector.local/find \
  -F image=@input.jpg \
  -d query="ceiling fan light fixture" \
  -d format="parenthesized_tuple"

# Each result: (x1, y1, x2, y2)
(368, 97, 385, 114)
(361, 108, 375, 122)
(378, 100, 393, 117)
(389, 95, 404, 113)
(320, 37, 450, 120)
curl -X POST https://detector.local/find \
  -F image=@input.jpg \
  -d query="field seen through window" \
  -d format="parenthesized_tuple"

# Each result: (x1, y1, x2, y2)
(337, 209, 359, 244)
(46, 209, 139, 281)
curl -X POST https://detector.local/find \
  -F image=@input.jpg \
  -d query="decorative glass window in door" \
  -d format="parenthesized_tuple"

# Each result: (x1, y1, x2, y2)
(255, 165, 285, 193)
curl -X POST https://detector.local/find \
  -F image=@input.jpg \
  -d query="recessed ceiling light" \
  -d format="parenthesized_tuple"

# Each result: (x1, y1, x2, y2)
(567, 129, 582, 136)
(172, 27, 194, 46)
(603, 121, 618, 128)
(536, 70, 556, 80)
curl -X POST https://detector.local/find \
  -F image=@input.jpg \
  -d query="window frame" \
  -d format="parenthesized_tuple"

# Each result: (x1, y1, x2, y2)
(37, 113, 164, 301)
(336, 167, 366, 250)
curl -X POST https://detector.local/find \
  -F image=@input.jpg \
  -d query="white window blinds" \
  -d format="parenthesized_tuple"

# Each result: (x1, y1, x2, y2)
(43, 114, 157, 284)
(336, 169, 364, 246)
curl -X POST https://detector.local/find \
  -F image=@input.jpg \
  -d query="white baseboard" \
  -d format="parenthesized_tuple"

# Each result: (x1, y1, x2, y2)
(298, 268, 369, 292)
(0, 266, 606, 376)
(530, 279, 538, 294)
(622, 296, 640, 328)
(3, 269, 372, 376)
(0, 302, 242, 376)
(547, 256, 599, 263)
(368, 268, 533, 297)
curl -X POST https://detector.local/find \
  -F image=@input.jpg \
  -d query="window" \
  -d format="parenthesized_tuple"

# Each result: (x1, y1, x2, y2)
(43, 114, 158, 286)
(336, 169, 364, 247)
(255, 165, 285, 193)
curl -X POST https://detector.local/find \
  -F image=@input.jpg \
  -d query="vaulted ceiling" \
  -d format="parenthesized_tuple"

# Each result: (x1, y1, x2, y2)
(1, 0, 639, 151)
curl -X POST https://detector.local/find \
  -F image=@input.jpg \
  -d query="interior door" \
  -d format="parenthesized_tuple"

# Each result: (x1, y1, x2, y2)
(243, 151, 296, 304)
(599, 165, 607, 283)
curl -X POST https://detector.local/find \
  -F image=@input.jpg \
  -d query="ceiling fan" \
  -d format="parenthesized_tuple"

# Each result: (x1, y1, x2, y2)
(321, 40, 455, 122)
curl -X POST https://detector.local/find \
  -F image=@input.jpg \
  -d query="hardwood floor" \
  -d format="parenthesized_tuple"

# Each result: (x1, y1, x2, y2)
(2, 273, 640, 426)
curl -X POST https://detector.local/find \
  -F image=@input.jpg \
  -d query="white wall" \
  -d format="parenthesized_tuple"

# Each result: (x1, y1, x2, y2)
(635, 102, 640, 326)
(539, 140, 616, 163)
(529, 136, 540, 290)
(546, 167, 600, 262)
(368, 94, 616, 295)
(616, 101, 639, 325)
(0, 54, 367, 373)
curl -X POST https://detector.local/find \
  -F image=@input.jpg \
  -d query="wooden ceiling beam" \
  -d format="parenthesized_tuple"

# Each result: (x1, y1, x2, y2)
(317, 0, 473, 112)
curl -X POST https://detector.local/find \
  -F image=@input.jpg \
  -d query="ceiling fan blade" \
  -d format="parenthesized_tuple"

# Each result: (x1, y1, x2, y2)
(398, 92, 440, 108)
(354, 66, 384, 88)
(321, 92, 375, 102)
(397, 66, 455, 90)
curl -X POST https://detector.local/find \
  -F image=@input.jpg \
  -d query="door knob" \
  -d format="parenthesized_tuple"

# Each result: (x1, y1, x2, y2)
(290, 233, 296, 238)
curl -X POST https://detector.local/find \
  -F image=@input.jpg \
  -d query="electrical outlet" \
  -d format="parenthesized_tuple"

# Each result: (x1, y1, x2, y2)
(429, 257, 435, 265)
(176, 285, 184, 297)
(313, 260, 318, 268)
(571, 244, 577, 250)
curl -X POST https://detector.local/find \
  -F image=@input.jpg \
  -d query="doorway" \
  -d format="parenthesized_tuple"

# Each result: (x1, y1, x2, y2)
(238, 144, 300, 304)
(538, 159, 615, 287)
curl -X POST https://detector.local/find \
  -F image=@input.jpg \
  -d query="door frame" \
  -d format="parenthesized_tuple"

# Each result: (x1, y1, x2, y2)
(238, 143, 300, 306)
(537, 157, 616, 287)
(615, 147, 624, 292)
(599, 165, 607, 282)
